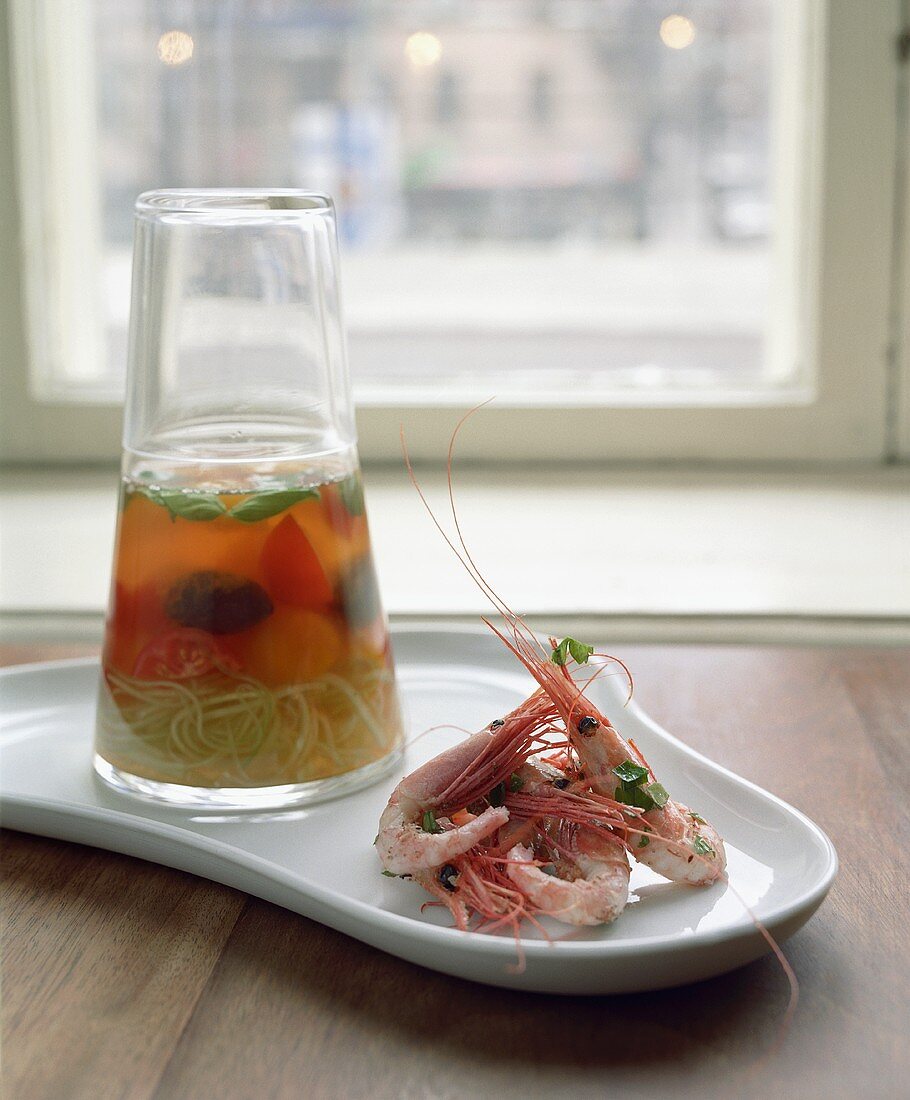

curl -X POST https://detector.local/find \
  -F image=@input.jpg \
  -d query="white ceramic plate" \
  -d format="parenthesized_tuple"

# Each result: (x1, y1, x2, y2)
(0, 624, 836, 994)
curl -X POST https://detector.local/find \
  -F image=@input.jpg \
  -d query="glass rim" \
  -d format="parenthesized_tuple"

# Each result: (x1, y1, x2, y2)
(135, 188, 334, 219)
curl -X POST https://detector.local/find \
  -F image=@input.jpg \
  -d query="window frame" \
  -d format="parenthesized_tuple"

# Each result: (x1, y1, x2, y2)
(0, 0, 904, 465)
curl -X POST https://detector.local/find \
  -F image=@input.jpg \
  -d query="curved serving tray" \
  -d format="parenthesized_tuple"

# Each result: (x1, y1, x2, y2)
(0, 625, 836, 994)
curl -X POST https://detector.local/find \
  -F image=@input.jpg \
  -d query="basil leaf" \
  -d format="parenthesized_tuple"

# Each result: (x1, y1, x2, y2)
(614, 783, 655, 812)
(550, 636, 594, 666)
(693, 835, 716, 857)
(339, 474, 365, 517)
(166, 494, 227, 521)
(228, 488, 319, 523)
(612, 760, 649, 786)
(567, 638, 594, 665)
(143, 488, 227, 522)
(645, 782, 670, 808)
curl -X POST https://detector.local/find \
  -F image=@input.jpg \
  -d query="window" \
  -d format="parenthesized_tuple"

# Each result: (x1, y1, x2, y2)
(1, 0, 905, 462)
(436, 70, 461, 127)
(530, 69, 554, 128)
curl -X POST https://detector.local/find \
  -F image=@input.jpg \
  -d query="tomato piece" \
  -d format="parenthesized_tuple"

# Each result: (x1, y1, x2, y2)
(238, 608, 344, 686)
(261, 515, 334, 610)
(133, 628, 240, 680)
(104, 581, 169, 674)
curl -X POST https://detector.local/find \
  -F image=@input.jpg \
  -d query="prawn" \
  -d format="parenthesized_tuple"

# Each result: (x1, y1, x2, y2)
(386, 755, 632, 932)
(501, 758, 631, 926)
(396, 409, 727, 889)
(506, 828, 630, 927)
(486, 620, 727, 887)
(375, 691, 561, 875)
(379, 410, 797, 1047)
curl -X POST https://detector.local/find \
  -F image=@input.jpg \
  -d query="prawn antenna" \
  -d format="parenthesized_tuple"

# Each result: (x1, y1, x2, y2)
(399, 407, 547, 664)
(401, 407, 633, 702)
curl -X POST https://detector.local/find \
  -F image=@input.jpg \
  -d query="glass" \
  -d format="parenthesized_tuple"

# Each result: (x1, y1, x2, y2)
(94, 189, 404, 809)
(41, 0, 784, 401)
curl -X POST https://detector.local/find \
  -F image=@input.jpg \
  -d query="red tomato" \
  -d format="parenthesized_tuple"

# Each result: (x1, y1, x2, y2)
(105, 581, 169, 674)
(133, 628, 240, 680)
(260, 515, 334, 610)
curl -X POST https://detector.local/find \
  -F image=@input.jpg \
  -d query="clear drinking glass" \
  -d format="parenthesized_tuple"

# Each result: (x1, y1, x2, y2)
(94, 189, 404, 808)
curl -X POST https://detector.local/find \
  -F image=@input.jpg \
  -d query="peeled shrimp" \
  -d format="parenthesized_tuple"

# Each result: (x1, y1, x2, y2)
(499, 758, 630, 925)
(564, 706, 726, 886)
(506, 828, 630, 927)
(375, 730, 510, 875)
(375, 693, 561, 876)
(485, 622, 727, 886)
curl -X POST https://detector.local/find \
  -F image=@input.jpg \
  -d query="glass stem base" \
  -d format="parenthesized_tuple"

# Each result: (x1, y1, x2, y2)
(93, 750, 402, 811)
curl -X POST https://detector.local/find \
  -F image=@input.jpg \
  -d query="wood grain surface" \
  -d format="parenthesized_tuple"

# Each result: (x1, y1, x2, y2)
(2, 642, 907, 1099)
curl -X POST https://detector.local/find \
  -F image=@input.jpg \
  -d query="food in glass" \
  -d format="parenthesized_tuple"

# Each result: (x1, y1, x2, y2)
(96, 458, 402, 790)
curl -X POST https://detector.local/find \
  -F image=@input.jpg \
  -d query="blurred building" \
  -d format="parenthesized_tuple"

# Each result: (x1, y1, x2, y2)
(95, 0, 772, 247)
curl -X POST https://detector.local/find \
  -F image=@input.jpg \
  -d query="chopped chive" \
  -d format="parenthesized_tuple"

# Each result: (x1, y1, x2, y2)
(421, 810, 441, 834)
(638, 835, 650, 848)
(690, 811, 706, 824)
(381, 869, 397, 877)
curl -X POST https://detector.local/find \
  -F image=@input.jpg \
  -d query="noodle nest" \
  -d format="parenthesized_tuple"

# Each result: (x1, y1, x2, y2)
(98, 660, 401, 787)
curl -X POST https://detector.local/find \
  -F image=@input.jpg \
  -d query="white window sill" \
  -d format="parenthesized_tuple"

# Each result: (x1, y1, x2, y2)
(1, 465, 908, 645)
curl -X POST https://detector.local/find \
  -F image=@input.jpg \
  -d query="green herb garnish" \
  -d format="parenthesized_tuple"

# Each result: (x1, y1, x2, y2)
(508, 773, 524, 792)
(690, 812, 706, 824)
(638, 835, 650, 848)
(645, 782, 669, 808)
(489, 781, 507, 807)
(693, 835, 715, 857)
(339, 474, 365, 517)
(550, 637, 595, 667)
(610, 761, 670, 813)
(140, 488, 227, 522)
(381, 869, 397, 877)
(421, 810, 441, 834)
(612, 760, 649, 785)
(615, 783, 656, 811)
(228, 488, 319, 523)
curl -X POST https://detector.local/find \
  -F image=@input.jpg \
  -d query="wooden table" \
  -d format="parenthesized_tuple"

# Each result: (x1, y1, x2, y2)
(2, 642, 907, 1099)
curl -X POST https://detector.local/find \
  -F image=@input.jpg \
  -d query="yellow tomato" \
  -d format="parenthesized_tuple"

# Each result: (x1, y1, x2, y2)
(238, 607, 344, 686)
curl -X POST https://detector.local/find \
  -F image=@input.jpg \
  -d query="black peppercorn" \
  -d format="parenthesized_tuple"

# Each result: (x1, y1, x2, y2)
(489, 718, 504, 730)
